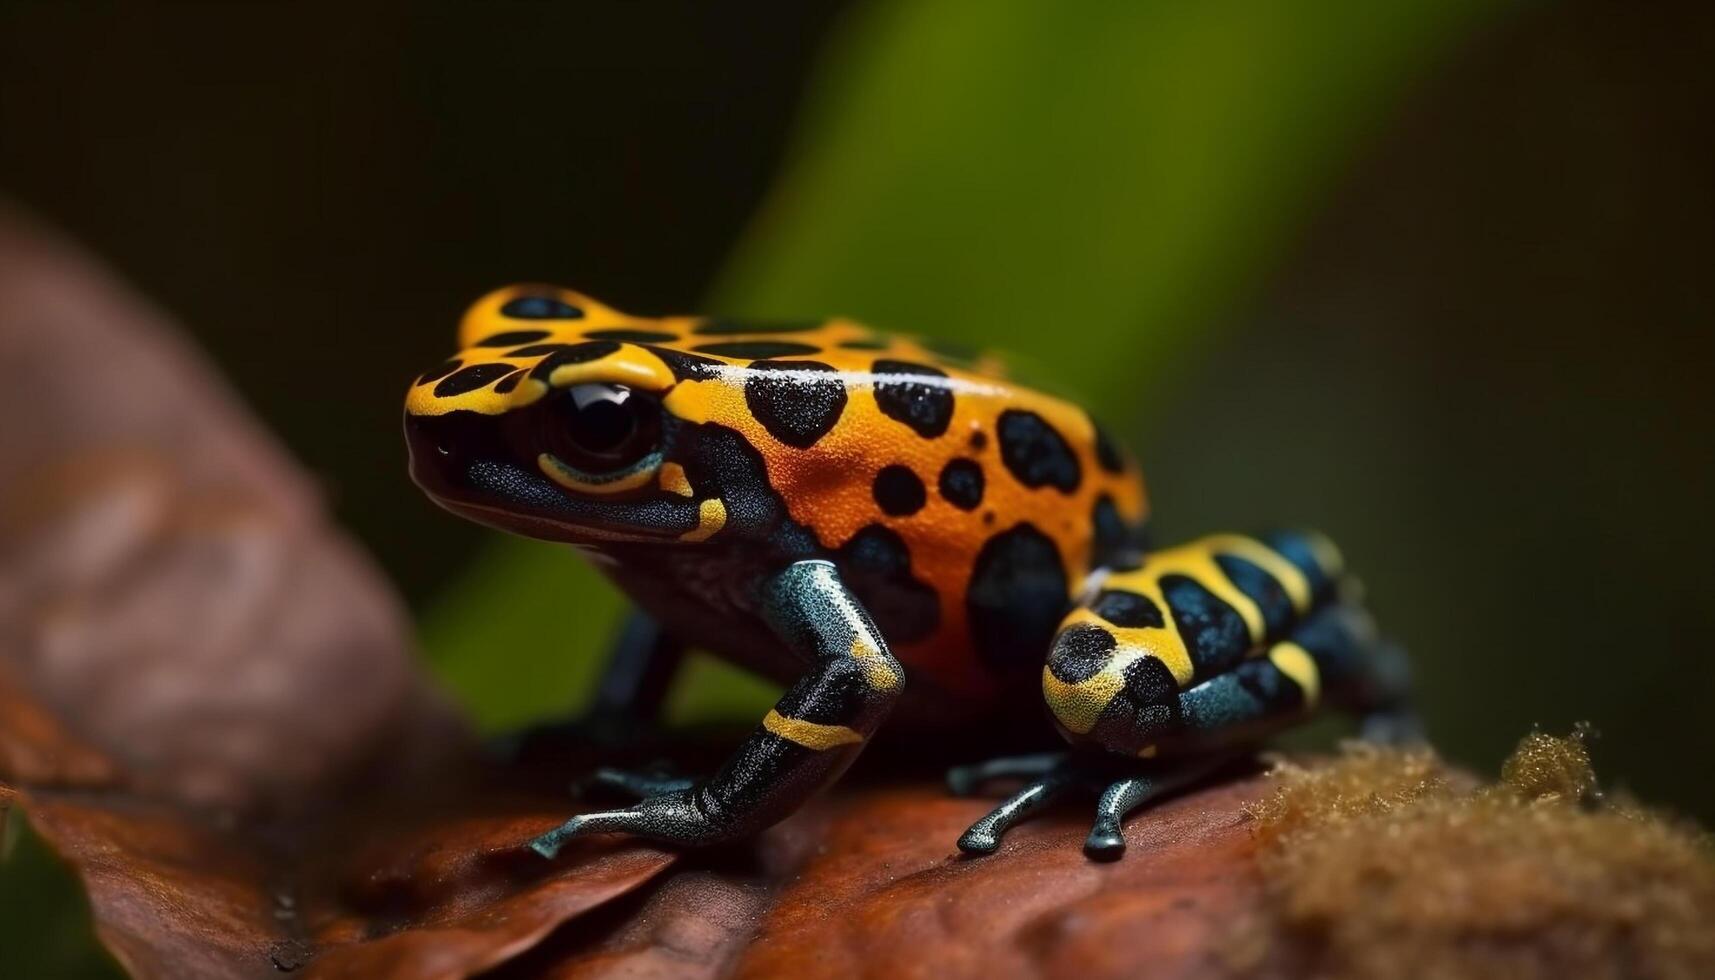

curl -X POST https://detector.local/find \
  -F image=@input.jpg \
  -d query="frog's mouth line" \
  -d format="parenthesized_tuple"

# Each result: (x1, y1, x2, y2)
(536, 450, 663, 496)
(429, 494, 683, 545)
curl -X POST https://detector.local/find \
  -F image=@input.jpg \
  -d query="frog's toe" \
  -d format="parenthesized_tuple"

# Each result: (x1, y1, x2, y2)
(956, 768, 1082, 856)
(526, 789, 745, 857)
(526, 815, 588, 859)
(526, 808, 646, 858)
(1083, 776, 1150, 861)
(1082, 826, 1127, 861)
(955, 825, 1001, 855)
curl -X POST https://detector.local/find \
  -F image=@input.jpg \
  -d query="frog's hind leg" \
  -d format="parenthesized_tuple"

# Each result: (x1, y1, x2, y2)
(956, 634, 1325, 860)
(1290, 604, 1420, 744)
(959, 531, 1413, 859)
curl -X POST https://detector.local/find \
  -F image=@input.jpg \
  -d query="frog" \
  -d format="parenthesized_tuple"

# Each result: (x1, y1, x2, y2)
(403, 284, 1415, 861)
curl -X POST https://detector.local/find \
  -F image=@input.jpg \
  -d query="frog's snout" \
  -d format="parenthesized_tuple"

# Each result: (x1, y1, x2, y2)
(403, 407, 491, 505)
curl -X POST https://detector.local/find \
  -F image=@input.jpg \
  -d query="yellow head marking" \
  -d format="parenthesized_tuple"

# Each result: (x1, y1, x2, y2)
(545, 354, 674, 393)
(456, 285, 619, 348)
(762, 709, 864, 751)
(679, 498, 726, 542)
(658, 462, 694, 497)
(538, 452, 662, 496)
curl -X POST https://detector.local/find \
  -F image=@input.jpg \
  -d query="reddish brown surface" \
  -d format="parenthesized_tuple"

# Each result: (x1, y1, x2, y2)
(0, 205, 1273, 978)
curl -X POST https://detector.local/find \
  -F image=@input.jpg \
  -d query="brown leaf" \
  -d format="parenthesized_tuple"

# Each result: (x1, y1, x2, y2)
(0, 203, 676, 978)
(733, 781, 1267, 980)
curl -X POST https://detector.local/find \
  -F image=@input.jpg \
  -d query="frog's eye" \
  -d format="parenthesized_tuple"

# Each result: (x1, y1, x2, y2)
(537, 383, 662, 474)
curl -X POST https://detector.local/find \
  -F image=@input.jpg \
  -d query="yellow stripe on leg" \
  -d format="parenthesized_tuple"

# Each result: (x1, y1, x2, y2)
(850, 634, 902, 692)
(679, 498, 727, 542)
(1268, 642, 1321, 708)
(762, 709, 865, 750)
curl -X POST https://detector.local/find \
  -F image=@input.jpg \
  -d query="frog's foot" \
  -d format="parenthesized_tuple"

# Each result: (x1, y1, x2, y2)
(953, 752, 1240, 861)
(527, 788, 731, 858)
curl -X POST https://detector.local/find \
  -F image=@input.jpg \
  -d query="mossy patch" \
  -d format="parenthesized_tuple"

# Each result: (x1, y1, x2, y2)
(1229, 731, 1715, 979)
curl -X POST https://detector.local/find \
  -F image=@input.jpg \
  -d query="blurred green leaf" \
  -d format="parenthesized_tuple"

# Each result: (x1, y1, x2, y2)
(424, 0, 1500, 728)
(0, 808, 123, 980)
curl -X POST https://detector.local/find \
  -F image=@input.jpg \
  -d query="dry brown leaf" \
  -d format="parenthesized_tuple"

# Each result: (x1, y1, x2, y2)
(0, 204, 677, 978)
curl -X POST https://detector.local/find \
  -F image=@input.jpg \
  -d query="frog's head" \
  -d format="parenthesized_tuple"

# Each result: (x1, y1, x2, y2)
(404, 285, 747, 547)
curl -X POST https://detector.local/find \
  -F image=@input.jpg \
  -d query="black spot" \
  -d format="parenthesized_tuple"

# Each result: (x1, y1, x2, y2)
(937, 458, 984, 510)
(525, 341, 622, 380)
(1083, 654, 1181, 754)
(693, 317, 820, 335)
(584, 328, 680, 342)
(640, 345, 723, 382)
(493, 369, 527, 394)
(1091, 494, 1137, 566)
(1160, 574, 1252, 679)
(872, 359, 954, 438)
(418, 359, 461, 385)
(1092, 420, 1125, 474)
(967, 523, 1070, 673)
(968, 431, 988, 451)
(1215, 554, 1294, 640)
(1090, 589, 1164, 629)
(742, 360, 848, 449)
(681, 424, 808, 546)
(1047, 625, 1116, 683)
(474, 329, 551, 347)
(838, 337, 890, 350)
(1123, 656, 1179, 704)
(997, 409, 1081, 492)
(872, 465, 926, 516)
(693, 340, 822, 359)
(433, 363, 516, 397)
(501, 296, 584, 319)
(837, 525, 940, 643)
(1235, 656, 1308, 710)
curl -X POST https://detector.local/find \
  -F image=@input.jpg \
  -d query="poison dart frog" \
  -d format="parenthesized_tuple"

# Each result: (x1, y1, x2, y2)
(404, 285, 1415, 860)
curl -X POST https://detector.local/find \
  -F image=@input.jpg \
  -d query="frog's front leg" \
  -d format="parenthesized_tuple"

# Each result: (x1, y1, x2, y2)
(528, 559, 902, 857)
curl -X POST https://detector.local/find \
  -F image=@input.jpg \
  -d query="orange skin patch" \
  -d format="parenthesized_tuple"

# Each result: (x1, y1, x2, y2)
(407, 285, 1148, 701)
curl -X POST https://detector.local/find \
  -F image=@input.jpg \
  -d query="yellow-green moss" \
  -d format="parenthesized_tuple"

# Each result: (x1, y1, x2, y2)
(1231, 732, 1715, 980)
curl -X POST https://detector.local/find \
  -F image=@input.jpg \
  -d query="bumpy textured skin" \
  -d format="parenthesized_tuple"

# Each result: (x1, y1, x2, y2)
(403, 284, 1405, 858)
(406, 284, 1147, 716)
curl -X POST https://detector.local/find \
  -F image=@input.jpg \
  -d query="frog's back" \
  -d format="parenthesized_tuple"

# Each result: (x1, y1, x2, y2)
(422, 287, 1149, 704)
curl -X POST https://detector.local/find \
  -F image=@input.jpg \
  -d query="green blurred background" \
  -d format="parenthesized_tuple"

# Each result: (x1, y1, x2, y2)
(3, 1, 1713, 973)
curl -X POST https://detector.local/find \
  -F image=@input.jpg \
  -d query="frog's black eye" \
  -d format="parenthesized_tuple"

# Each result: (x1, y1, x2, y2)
(537, 383, 661, 473)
